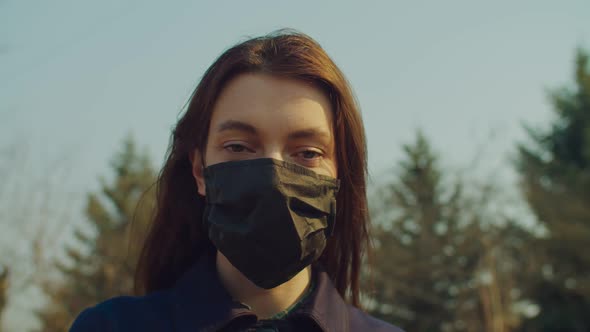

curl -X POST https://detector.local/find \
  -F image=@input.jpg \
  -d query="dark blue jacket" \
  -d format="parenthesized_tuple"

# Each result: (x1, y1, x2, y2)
(70, 253, 403, 331)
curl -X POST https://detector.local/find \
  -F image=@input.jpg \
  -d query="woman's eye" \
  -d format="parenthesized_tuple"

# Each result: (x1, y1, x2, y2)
(299, 150, 322, 160)
(225, 144, 250, 153)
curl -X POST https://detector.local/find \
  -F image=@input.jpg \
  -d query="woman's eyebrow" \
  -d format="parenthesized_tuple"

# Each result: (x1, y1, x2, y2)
(216, 120, 258, 135)
(287, 128, 331, 141)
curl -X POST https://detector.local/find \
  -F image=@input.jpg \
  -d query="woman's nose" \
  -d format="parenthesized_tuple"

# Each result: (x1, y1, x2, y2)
(261, 148, 284, 161)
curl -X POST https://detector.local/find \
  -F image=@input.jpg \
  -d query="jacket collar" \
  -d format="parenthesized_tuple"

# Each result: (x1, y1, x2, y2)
(170, 251, 255, 332)
(169, 252, 349, 332)
(292, 267, 349, 332)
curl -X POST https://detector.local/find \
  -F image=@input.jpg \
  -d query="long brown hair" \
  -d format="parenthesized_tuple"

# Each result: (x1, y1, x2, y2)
(135, 29, 370, 307)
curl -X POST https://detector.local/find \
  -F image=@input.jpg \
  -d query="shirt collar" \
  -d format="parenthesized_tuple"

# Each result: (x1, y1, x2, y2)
(170, 252, 349, 332)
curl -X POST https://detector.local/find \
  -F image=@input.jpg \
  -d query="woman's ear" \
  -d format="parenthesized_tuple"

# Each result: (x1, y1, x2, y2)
(189, 150, 206, 196)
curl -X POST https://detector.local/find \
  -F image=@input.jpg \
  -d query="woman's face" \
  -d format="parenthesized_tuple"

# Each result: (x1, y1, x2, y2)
(191, 73, 337, 196)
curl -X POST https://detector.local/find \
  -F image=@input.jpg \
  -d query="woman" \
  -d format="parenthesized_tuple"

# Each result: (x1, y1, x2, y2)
(70, 30, 402, 332)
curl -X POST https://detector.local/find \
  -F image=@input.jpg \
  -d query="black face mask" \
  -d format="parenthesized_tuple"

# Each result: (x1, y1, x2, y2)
(203, 158, 340, 289)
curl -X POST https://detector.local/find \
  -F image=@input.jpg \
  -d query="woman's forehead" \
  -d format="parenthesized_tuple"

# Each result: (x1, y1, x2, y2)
(210, 73, 334, 138)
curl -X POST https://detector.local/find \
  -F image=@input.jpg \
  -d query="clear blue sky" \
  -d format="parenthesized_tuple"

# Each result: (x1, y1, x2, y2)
(1, 1, 589, 330)
(2, 0, 589, 187)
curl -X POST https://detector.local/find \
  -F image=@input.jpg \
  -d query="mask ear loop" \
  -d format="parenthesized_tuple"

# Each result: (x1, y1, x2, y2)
(200, 150, 206, 171)
(200, 156, 211, 231)
(202, 159, 208, 199)
(326, 199, 337, 237)
(326, 179, 340, 237)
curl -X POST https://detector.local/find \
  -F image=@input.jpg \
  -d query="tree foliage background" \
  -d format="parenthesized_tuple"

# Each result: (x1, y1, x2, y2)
(368, 133, 528, 332)
(0, 49, 588, 332)
(35, 138, 156, 332)
(515, 49, 590, 332)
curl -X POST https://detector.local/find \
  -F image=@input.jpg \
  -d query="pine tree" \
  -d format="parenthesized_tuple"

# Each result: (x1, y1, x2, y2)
(370, 133, 485, 331)
(516, 49, 590, 331)
(36, 137, 156, 332)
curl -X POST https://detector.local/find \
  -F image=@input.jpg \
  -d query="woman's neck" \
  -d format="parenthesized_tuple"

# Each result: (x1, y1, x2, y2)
(215, 251, 311, 319)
